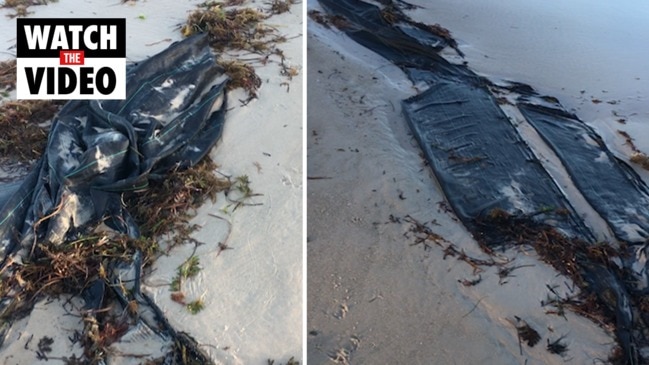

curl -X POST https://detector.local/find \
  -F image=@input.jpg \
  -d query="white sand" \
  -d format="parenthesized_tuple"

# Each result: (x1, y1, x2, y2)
(0, 1, 302, 364)
(306, 1, 633, 363)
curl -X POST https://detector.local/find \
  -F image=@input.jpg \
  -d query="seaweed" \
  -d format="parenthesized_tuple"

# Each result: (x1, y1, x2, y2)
(0, 99, 64, 162)
(181, 0, 299, 100)
(186, 299, 205, 315)
(508, 316, 541, 355)
(125, 157, 232, 241)
(217, 59, 262, 98)
(0, 59, 16, 91)
(170, 255, 202, 292)
(1, 0, 57, 18)
(267, 0, 298, 15)
(546, 335, 569, 356)
(182, 5, 284, 53)
(307, 9, 350, 29)
(267, 357, 300, 365)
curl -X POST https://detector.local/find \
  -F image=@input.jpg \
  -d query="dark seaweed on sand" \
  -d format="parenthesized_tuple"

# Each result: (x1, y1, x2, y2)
(510, 316, 541, 352)
(546, 335, 569, 356)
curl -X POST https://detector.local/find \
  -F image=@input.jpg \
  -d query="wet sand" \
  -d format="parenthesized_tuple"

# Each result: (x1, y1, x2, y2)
(307, 15, 614, 365)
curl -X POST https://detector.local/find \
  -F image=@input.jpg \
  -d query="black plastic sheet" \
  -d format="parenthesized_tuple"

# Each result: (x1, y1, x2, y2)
(318, 0, 649, 362)
(402, 78, 590, 239)
(0, 34, 226, 363)
(0, 34, 227, 264)
(519, 103, 649, 244)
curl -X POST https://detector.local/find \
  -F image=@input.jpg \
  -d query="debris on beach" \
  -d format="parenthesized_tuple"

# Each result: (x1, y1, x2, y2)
(317, 0, 649, 362)
(0, 99, 64, 162)
(1, 0, 54, 18)
(0, 34, 227, 364)
(619, 130, 649, 171)
(268, 0, 298, 15)
(509, 316, 541, 350)
(546, 335, 569, 357)
(0, 0, 300, 361)
(181, 0, 299, 100)
(183, 6, 275, 52)
(630, 152, 649, 171)
(0, 59, 16, 91)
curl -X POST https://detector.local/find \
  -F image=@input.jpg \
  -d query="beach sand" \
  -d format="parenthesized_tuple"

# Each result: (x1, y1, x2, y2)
(0, 1, 303, 364)
(306, 6, 620, 364)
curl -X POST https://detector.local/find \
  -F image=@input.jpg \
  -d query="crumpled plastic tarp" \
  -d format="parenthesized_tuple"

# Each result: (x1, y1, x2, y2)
(0, 34, 227, 264)
(0, 34, 226, 363)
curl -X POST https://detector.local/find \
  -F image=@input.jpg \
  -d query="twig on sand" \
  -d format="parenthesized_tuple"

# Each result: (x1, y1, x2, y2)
(462, 296, 486, 318)
(497, 263, 535, 285)
(546, 335, 569, 357)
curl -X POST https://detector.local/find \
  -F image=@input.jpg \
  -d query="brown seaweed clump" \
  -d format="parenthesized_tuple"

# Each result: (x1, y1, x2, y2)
(217, 59, 262, 97)
(0, 100, 64, 162)
(0, 59, 17, 91)
(267, 0, 297, 15)
(125, 158, 232, 241)
(181, 1, 300, 100)
(181, 4, 285, 53)
(0, 61, 66, 163)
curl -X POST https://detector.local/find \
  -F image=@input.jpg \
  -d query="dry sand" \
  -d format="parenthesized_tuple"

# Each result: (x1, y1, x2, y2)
(0, 1, 303, 364)
(306, 14, 616, 365)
